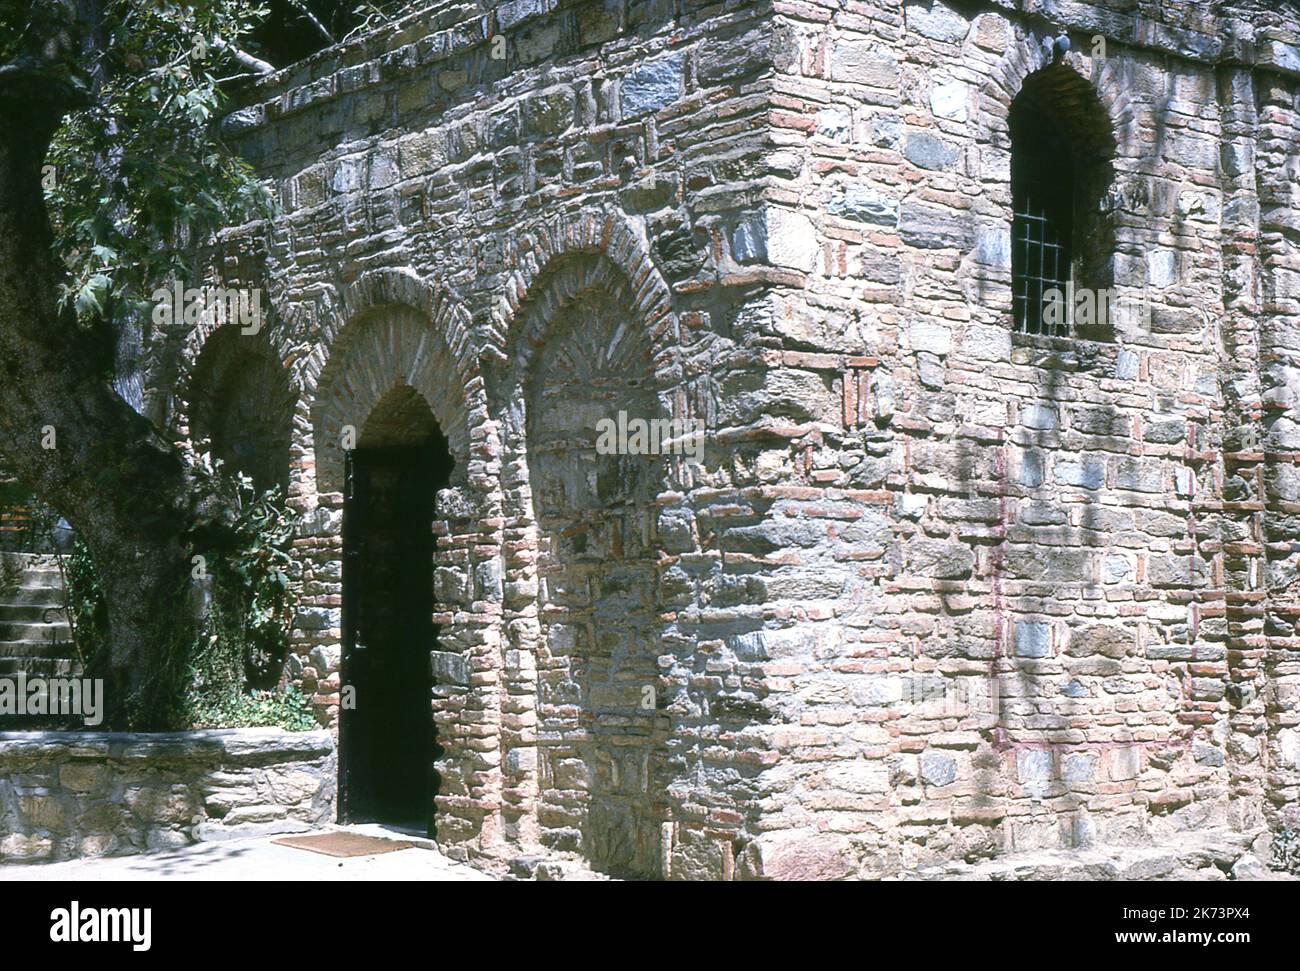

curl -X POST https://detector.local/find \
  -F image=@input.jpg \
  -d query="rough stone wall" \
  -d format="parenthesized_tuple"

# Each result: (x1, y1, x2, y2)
(136, 0, 1300, 878)
(0, 729, 335, 863)
(750, 0, 1300, 877)
(1253, 23, 1300, 851)
(519, 280, 664, 871)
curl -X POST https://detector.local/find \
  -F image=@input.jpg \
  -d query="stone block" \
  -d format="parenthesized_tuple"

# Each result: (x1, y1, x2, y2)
(524, 87, 576, 137)
(904, 131, 961, 171)
(497, 0, 555, 30)
(622, 53, 685, 116)
(765, 207, 817, 272)
(739, 830, 855, 881)
(1018, 451, 1045, 488)
(1062, 752, 1097, 783)
(826, 185, 899, 226)
(1015, 620, 1051, 658)
(906, 0, 970, 42)
(1017, 749, 1053, 797)
(1104, 746, 1142, 782)
(435, 566, 470, 604)
(920, 751, 957, 786)
(656, 508, 696, 553)
(1020, 403, 1058, 431)
(1147, 249, 1179, 287)
(505, 747, 537, 775)
(430, 651, 470, 686)
(905, 540, 975, 579)
(59, 764, 106, 794)
(973, 226, 1011, 268)
(669, 828, 727, 881)
(899, 200, 973, 250)
(930, 78, 968, 121)
(826, 760, 890, 794)
(827, 39, 898, 87)
(1067, 625, 1133, 659)
(1147, 555, 1209, 588)
(909, 319, 952, 355)
(1056, 459, 1105, 490)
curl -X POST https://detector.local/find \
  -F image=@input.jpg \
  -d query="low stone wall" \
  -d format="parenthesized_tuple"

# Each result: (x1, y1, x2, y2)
(0, 728, 335, 863)
(893, 830, 1297, 882)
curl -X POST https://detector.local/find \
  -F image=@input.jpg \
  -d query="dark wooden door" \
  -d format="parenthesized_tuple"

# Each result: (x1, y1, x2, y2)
(340, 445, 436, 832)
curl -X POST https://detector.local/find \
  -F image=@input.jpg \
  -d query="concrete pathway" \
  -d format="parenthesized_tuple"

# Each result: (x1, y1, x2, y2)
(1, 825, 495, 881)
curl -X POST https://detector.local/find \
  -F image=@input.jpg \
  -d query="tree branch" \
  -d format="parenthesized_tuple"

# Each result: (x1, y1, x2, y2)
(290, 1, 336, 46)
(0, 57, 91, 113)
(211, 37, 275, 76)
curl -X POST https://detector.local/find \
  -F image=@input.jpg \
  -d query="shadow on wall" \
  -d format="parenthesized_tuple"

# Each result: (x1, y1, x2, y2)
(937, 57, 1170, 855)
(188, 326, 295, 495)
(523, 277, 668, 878)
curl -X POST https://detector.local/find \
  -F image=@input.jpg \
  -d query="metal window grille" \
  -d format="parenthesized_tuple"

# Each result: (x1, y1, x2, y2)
(1010, 101, 1075, 337)
(1012, 171, 1073, 336)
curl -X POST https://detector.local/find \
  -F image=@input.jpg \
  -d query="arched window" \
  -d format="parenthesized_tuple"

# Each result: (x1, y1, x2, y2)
(189, 329, 295, 495)
(1010, 64, 1115, 338)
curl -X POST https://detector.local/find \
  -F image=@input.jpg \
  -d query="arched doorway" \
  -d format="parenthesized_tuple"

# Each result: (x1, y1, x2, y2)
(340, 384, 455, 831)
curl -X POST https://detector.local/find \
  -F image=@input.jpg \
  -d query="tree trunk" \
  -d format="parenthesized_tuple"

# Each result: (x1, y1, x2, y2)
(0, 69, 200, 728)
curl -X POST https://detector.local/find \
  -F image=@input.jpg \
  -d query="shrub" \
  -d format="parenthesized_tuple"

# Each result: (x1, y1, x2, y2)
(185, 684, 316, 732)
(62, 469, 311, 730)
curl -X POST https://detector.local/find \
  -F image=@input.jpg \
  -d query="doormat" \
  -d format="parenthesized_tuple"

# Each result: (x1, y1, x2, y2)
(272, 832, 418, 858)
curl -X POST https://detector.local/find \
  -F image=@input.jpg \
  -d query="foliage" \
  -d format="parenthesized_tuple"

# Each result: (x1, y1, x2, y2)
(341, 1, 410, 43)
(3, 0, 424, 343)
(201, 470, 300, 683)
(35, 1, 275, 338)
(61, 469, 309, 730)
(0, 480, 60, 554)
(0, 1, 369, 729)
(249, 0, 411, 62)
(182, 470, 304, 727)
(185, 683, 315, 731)
(0, 552, 19, 602)
(1272, 826, 1300, 875)
(11, 0, 416, 343)
(64, 537, 108, 671)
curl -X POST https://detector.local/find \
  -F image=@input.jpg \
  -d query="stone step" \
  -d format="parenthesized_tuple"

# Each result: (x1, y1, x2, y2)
(0, 657, 77, 677)
(0, 620, 72, 641)
(0, 631, 74, 652)
(0, 638, 80, 659)
(0, 553, 76, 683)
(0, 603, 68, 622)
(0, 553, 61, 570)
(0, 586, 65, 606)
(4, 564, 63, 579)
(13, 566, 63, 579)
(15, 578, 64, 592)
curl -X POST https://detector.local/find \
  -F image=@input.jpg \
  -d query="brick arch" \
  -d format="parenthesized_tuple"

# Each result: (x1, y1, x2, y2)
(175, 293, 299, 443)
(490, 209, 679, 375)
(330, 266, 477, 376)
(493, 238, 700, 540)
(490, 220, 692, 878)
(976, 31, 1135, 153)
(969, 30, 1133, 340)
(185, 326, 296, 494)
(512, 252, 676, 388)
(307, 267, 482, 497)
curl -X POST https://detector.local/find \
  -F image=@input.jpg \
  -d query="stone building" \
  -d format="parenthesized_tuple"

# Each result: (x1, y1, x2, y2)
(125, 0, 1300, 878)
